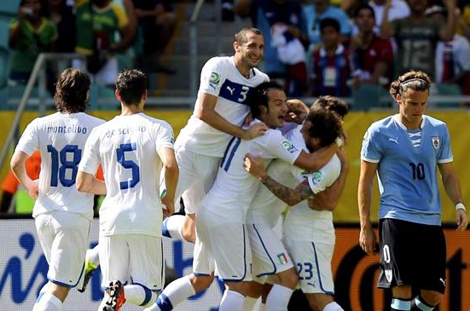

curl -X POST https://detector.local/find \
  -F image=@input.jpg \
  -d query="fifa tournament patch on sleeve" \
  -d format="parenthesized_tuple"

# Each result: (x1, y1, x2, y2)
(309, 171, 323, 185)
(209, 72, 221, 90)
(280, 139, 298, 154)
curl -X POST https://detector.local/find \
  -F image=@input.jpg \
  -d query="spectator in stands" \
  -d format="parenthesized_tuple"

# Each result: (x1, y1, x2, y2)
(380, 0, 456, 79)
(456, 3, 470, 41)
(350, 4, 394, 89)
(132, 0, 177, 74)
(302, 0, 351, 49)
(74, 0, 134, 86)
(48, 0, 75, 53)
(8, 0, 57, 84)
(312, 17, 351, 97)
(0, 150, 41, 214)
(369, 0, 410, 33)
(234, 0, 310, 97)
(427, 5, 470, 95)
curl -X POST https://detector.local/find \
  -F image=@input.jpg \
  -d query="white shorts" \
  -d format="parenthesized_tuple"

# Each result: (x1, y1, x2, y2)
(195, 208, 252, 282)
(35, 211, 91, 287)
(283, 237, 335, 295)
(172, 145, 220, 214)
(99, 234, 164, 291)
(248, 223, 293, 278)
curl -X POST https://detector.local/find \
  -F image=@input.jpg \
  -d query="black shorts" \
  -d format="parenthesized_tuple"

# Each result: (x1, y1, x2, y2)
(378, 218, 446, 293)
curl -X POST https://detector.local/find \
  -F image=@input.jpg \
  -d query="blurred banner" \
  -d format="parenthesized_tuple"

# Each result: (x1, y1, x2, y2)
(1, 110, 469, 223)
(1, 220, 469, 310)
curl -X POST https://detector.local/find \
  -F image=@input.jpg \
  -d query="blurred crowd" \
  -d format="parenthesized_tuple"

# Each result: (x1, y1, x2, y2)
(5, 0, 470, 99)
(233, 0, 470, 98)
(7, 0, 177, 90)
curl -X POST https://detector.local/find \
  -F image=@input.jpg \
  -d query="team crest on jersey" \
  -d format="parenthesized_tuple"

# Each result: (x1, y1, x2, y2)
(209, 72, 220, 89)
(431, 136, 440, 149)
(277, 253, 288, 265)
(280, 140, 298, 153)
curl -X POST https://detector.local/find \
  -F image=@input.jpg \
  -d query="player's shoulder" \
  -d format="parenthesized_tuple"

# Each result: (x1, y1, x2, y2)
(251, 67, 270, 81)
(138, 113, 174, 130)
(423, 115, 446, 127)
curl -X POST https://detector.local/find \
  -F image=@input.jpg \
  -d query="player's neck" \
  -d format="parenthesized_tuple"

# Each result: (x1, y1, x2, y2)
(120, 103, 143, 116)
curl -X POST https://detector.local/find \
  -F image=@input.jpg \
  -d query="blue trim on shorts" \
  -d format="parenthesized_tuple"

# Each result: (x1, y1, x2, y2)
(134, 283, 153, 306)
(193, 272, 212, 277)
(162, 217, 172, 238)
(310, 242, 334, 295)
(50, 278, 74, 288)
(218, 224, 249, 282)
(252, 223, 277, 277)
(157, 293, 173, 311)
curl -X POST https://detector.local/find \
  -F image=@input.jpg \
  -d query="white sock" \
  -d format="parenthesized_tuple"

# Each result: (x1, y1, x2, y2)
(414, 296, 434, 311)
(124, 284, 156, 306)
(243, 296, 258, 311)
(162, 215, 185, 240)
(258, 303, 267, 311)
(144, 276, 196, 311)
(33, 292, 62, 311)
(87, 245, 100, 266)
(323, 301, 345, 311)
(219, 290, 245, 311)
(265, 284, 293, 311)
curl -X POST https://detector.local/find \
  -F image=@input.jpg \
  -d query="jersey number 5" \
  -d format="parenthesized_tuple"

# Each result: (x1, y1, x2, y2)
(117, 143, 140, 189)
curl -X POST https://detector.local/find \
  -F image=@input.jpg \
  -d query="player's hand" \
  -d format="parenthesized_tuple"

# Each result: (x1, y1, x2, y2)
(243, 153, 267, 180)
(456, 209, 468, 231)
(25, 179, 39, 200)
(243, 112, 254, 126)
(285, 99, 308, 124)
(243, 122, 268, 140)
(359, 225, 378, 255)
(161, 196, 175, 216)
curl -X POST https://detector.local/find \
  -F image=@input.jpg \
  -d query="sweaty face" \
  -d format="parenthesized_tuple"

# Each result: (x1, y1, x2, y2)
(236, 32, 265, 68)
(397, 88, 429, 129)
(263, 89, 287, 128)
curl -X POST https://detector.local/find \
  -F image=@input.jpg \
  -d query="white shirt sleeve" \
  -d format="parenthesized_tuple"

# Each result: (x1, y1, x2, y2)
(15, 119, 40, 156)
(198, 57, 227, 96)
(78, 127, 100, 175)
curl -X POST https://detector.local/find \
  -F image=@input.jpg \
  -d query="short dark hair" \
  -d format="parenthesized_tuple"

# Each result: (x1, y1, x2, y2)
(248, 81, 284, 118)
(54, 68, 90, 113)
(305, 109, 342, 147)
(311, 96, 349, 119)
(115, 69, 147, 105)
(319, 17, 340, 33)
(354, 4, 375, 19)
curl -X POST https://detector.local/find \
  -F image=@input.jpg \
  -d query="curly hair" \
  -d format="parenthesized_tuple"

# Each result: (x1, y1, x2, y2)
(305, 109, 342, 147)
(389, 70, 432, 98)
(115, 69, 147, 105)
(54, 68, 90, 113)
(310, 95, 349, 119)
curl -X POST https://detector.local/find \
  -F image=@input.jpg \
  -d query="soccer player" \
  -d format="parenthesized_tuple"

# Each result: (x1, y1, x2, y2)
(77, 69, 178, 311)
(358, 70, 468, 311)
(162, 27, 269, 244)
(145, 83, 340, 311)
(10, 68, 105, 311)
(244, 97, 349, 311)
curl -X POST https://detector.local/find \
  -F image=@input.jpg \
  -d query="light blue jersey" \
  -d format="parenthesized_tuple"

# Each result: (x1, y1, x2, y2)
(361, 115, 453, 225)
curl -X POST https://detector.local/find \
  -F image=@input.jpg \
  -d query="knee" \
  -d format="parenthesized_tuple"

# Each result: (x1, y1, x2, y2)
(419, 290, 444, 306)
(191, 274, 214, 292)
(307, 293, 333, 311)
(279, 269, 298, 289)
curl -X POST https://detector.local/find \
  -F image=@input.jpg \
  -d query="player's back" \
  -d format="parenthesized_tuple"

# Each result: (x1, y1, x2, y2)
(16, 112, 104, 219)
(90, 113, 173, 236)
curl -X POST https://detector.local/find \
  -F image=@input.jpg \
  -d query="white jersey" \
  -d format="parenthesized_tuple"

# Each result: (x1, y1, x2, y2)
(201, 121, 302, 218)
(14, 112, 104, 219)
(284, 125, 341, 244)
(79, 113, 175, 237)
(176, 56, 269, 157)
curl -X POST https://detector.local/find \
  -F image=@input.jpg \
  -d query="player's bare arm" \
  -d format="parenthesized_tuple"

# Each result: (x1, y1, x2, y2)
(438, 162, 468, 231)
(244, 154, 313, 206)
(309, 148, 349, 211)
(158, 147, 179, 216)
(10, 150, 38, 199)
(358, 160, 379, 255)
(76, 171, 107, 195)
(196, 92, 268, 140)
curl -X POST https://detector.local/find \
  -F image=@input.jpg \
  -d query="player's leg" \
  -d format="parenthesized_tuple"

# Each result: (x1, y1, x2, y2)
(34, 212, 91, 311)
(248, 223, 297, 311)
